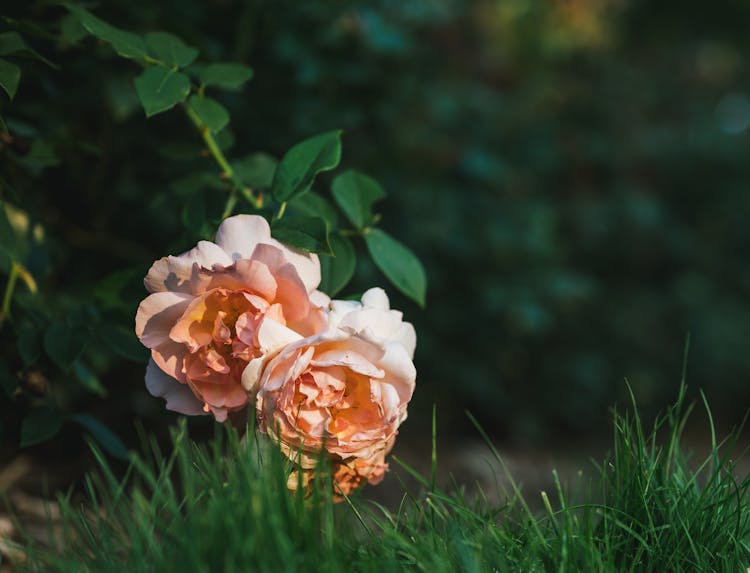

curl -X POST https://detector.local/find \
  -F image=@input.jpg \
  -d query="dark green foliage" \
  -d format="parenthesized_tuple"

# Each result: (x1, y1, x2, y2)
(1, 0, 750, 458)
(0, 2, 427, 457)
(134, 67, 191, 117)
(70, 414, 129, 460)
(331, 170, 386, 230)
(271, 214, 331, 254)
(43, 322, 86, 371)
(143, 32, 198, 68)
(0, 58, 20, 99)
(67, 5, 147, 60)
(320, 234, 356, 296)
(20, 405, 62, 446)
(198, 63, 254, 90)
(216, 0, 750, 439)
(233, 152, 277, 189)
(271, 130, 343, 202)
(365, 229, 427, 308)
(187, 95, 230, 133)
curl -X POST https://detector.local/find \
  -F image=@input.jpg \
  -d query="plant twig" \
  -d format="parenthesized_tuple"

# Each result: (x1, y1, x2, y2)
(183, 105, 263, 216)
(0, 261, 20, 327)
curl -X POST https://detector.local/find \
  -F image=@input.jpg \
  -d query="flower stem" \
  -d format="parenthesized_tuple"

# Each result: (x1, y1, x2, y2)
(184, 105, 263, 215)
(0, 261, 20, 327)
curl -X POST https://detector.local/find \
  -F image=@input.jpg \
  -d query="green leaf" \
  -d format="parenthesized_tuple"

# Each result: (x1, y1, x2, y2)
(0, 58, 20, 100)
(331, 170, 387, 230)
(21, 406, 63, 447)
(60, 13, 88, 45)
(93, 268, 142, 310)
(320, 234, 356, 297)
(233, 153, 277, 188)
(272, 215, 331, 254)
(0, 32, 56, 68)
(68, 5, 148, 61)
(364, 228, 426, 307)
(100, 324, 148, 363)
(0, 32, 26, 56)
(214, 129, 235, 151)
(134, 67, 191, 117)
(0, 201, 22, 258)
(73, 361, 107, 397)
(25, 139, 60, 168)
(144, 32, 198, 68)
(188, 95, 229, 132)
(0, 360, 17, 398)
(17, 322, 42, 366)
(271, 130, 343, 202)
(199, 63, 253, 90)
(0, 247, 11, 274)
(182, 190, 206, 230)
(171, 171, 225, 196)
(71, 414, 129, 460)
(288, 191, 338, 229)
(44, 322, 87, 371)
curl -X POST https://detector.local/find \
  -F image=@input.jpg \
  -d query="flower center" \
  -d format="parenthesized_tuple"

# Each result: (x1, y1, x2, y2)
(174, 288, 285, 385)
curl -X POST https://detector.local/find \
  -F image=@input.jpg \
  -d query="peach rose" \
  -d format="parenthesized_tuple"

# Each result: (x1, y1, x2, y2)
(257, 287, 416, 493)
(135, 215, 328, 422)
(287, 437, 394, 499)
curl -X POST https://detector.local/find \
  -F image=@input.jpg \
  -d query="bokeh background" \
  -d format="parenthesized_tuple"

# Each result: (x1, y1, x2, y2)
(3, 0, 750, 479)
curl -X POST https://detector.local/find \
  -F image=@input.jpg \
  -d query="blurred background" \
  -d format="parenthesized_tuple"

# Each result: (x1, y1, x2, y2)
(3, 0, 750, 486)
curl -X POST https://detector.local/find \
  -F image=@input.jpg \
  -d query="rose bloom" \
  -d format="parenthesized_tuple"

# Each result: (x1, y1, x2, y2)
(256, 287, 416, 494)
(135, 215, 328, 422)
(286, 436, 394, 499)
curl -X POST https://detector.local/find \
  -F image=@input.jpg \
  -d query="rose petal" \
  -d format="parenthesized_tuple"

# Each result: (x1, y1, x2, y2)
(340, 308, 401, 338)
(235, 311, 261, 347)
(257, 317, 303, 354)
(215, 214, 273, 260)
(151, 340, 188, 382)
(378, 341, 416, 403)
(217, 215, 321, 292)
(361, 287, 390, 311)
(144, 241, 233, 294)
(394, 322, 417, 360)
(375, 380, 401, 414)
(145, 358, 206, 416)
(328, 300, 361, 331)
(241, 357, 265, 392)
(135, 291, 193, 348)
(311, 348, 385, 379)
(251, 244, 311, 322)
(189, 378, 248, 410)
(329, 290, 416, 358)
(310, 290, 331, 308)
(212, 408, 228, 423)
(190, 259, 278, 301)
(267, 238, 321, 292)
(168, 294, 216, 352)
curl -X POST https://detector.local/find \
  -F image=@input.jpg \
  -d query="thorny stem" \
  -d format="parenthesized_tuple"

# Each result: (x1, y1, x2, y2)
(184, 104, 263, 217)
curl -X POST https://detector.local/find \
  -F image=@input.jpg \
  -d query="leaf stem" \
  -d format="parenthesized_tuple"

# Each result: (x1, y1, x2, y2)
(184, 104, 263, 214)
(0, 261, 20, 326)
(274, 201, 287, 221)
(338, 228, 361, 237)
(221, 193, 239, 220)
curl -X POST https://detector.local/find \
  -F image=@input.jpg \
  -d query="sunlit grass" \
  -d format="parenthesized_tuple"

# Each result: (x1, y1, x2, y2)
(15, 385, 750, 573)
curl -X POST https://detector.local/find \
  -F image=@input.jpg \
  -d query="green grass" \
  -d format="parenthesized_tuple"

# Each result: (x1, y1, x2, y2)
(14, 386, 750, 572)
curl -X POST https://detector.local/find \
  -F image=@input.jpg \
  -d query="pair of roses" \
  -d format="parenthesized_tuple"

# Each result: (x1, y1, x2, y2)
(135, 215, 416, 495)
